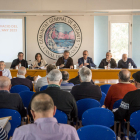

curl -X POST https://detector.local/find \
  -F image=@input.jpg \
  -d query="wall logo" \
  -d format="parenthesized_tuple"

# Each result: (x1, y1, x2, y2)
(37, 16, 82, 60)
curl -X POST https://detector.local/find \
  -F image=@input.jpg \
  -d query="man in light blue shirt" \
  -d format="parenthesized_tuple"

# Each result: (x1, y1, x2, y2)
(0, 61, 12, 79)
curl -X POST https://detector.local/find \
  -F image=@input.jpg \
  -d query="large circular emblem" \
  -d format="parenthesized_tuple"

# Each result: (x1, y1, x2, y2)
(37, 16, 82, 60)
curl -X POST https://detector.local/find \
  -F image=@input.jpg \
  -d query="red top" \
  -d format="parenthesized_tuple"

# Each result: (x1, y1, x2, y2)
(104, 83, 137, 110)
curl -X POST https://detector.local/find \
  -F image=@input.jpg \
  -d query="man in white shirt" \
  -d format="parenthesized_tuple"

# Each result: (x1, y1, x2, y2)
(0, 61, 12, 79)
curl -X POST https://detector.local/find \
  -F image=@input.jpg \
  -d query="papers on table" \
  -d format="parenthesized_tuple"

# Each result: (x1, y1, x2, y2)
(36, 75, 42, 81)
(0, 116, 11, 128)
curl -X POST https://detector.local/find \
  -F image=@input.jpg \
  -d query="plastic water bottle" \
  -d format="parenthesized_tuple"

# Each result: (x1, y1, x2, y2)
(19, 63, 21, 68)
(76, 62, 79, 69)
(108, 62, 111, 69)
(128, 62, 131, 69)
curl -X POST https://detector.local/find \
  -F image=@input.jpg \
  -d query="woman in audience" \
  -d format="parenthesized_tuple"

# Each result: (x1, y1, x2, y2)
(31, 53, 47, 68)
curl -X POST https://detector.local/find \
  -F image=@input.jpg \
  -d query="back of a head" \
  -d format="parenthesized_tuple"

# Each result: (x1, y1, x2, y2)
(0, 76, 11, 89)
(31, 93, 54, 113)
(46, 64, 56, 74)
(61, 71, 69, 81)
(47, 69, 62, 82)
(79, 67, 92, 82)
(18, 66, 26, 75)
(119, 70, 131, 82)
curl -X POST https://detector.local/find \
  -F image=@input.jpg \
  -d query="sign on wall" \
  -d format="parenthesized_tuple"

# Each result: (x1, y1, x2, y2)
(37, 16, 82, 60)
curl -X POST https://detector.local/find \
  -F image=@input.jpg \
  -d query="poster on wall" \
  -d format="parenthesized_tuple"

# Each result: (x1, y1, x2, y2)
(37, 16, 82, 60)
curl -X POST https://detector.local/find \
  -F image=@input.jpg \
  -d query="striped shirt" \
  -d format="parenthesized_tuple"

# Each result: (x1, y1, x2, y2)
(0, 127, 8, 140)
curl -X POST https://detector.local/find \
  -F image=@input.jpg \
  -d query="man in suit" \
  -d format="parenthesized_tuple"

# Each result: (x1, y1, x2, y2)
(71, 67, 102, 102)
(99, 52, 117, 68)
(78, 50, 96, 68)
(0, 76, 26, 117)
(11, 67, 33, 91)
(118, 54, 137, 68)
(28, 69, 77, 122)
(56, 50, 74, 69)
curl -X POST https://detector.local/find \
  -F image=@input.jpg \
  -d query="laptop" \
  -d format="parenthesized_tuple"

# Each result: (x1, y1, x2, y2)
(0, 71, 2, 76)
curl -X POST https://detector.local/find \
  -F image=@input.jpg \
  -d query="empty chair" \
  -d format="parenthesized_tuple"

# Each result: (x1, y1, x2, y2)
(82, 108, 114, 128)
(10, 85, 30, 93)
(0, 109, 21, 137)
(54, 110, 68, 124)
(76, 98, 101, 120)
(100, 92, 106, 106)
(77, 125, 116, 140)
(113, 99, 122, 109)
(19, 91, 34, 108)
(40, 85, 48, 91)
(100, 84, 111, 94)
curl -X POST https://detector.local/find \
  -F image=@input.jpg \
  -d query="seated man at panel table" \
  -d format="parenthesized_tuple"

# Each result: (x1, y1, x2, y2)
(0, 61, 12, 79)
(10, 52, 28, 69)
(56, 50, 74, 69)
(34, 64, 56, 92)
(71, 67, 102, 102)
(61, 71, 74, 92)
(13, 94, 79, 140)
(78, 50, 96, 68)
(11, 67, 33, 91)
(104, 69, 137, 110)
(99, 52, 117, 68)
(0, 76, 26, 117)
(28, 69, 78, 122)
(118, 54, 137, 68)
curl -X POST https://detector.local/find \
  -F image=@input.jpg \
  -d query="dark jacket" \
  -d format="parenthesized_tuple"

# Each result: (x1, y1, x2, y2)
(56, 57, 74, 68)
(78, 57, 96, 68)
(10, 58, 28, 69)
(28, 87, 78, 121)
(11, 77, 33, 91)
(99, 58, 117, 68)
(71, 82, 102, 102)
(118, 58, 137, 68)
(0, 90, 26, 117)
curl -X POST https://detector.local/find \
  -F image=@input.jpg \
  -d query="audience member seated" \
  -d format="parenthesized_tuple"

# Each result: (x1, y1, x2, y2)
(13, 93, 79, 140)
(28, 69, 77, 122)
(104, 70, 137, 110)
(0, 126, 8, 140)
(0, 61, 12, 79)
(118, 54, 137, 68)
(61, 71, 74, 92)
(10, 52, 28, 69)
(99, 52, 117, 68)
(0, 76, 26, 117)
(71, 67, 102, 102)
(11, 67, 33, 91)
(34, 64, 56, 92)
(31, 53, 47, 69)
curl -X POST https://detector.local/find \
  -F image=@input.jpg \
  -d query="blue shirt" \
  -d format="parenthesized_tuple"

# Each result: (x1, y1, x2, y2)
(0, 69, 12, 79)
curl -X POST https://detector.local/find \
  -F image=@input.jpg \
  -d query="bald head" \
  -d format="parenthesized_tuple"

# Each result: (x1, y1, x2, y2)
(119, 69, 131, 82)
(0, 76, 11, 90)
(61, 71, 69, 81)
(122, 54, 128, 62)
(18, 66, 26, 75)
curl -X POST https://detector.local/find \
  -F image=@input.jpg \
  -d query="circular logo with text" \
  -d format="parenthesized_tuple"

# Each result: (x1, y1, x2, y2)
(37, 16, 82, 60)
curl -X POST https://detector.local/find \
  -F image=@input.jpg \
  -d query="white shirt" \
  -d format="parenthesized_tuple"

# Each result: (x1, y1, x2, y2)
(17, 75, 25, 78)
(84, 59, 87, 63)
(0, 69, 12, 79)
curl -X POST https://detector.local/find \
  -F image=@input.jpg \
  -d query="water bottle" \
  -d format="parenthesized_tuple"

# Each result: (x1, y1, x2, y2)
(108, 62, 111, 69)
(76, 62, 79, 69)
(128, 62, 131, 69)
(19, 63, 21, 68)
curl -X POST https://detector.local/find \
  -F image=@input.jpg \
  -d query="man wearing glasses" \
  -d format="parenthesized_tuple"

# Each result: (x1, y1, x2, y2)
(78, 50, 96, 68)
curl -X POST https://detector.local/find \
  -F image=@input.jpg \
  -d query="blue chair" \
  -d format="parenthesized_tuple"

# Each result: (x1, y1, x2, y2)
(100, 92, 106, 106)
(77, 125, 116, 140)
(135, 130, 140, 140)
(19, 91, 34, 108)
(100, 84, 111, 94)
(61, 83, 74, 86)
(54, 110, 68, 124)
(113, 99, 122, 109)
(10, 85, 30, 93)
(82, 108, 114, 128)
(0, 109, 21, 137)
(40, 85, 48, 91)
(76, 98, 101, 120)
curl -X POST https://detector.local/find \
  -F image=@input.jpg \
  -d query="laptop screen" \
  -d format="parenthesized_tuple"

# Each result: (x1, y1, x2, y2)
(0, 71, 2, 76)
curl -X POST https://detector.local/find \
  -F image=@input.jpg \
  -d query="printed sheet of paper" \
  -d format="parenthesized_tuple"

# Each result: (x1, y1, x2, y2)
(0, 116, 11, 128)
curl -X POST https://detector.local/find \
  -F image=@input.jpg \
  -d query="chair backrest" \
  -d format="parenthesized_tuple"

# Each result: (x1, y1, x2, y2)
(130, 110, 140, 133)
(19, 91, 34, 108)
(135, 130, 140, 140)
(54, 110, 68, 124)
(100, 84, 111, 94)
(40, 85, 48, 91)
(61, 83, 74, 86)
(100, 92, 106, 106)
(82, 108, 114, 127)
(77, 125, 116, 140)
(0, 109, 21, 137)
(10, 85, 30, 93)
(76, 98, 101, 120)
(113, 99, 122, 109)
